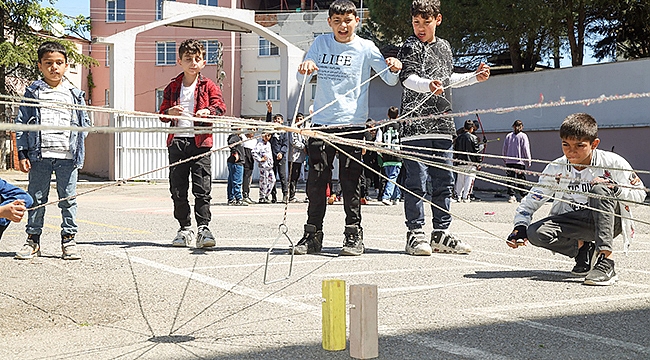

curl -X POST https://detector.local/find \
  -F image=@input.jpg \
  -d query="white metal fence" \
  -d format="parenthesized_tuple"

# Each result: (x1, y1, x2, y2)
(115, 115, 230, 181)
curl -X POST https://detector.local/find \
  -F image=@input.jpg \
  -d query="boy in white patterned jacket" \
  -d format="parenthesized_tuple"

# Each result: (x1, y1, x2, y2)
(507, 113, 646, 286)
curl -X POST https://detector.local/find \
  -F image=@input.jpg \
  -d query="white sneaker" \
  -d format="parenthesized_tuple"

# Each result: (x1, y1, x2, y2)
(461, 197, 470, 203)
(508, 196, 517, 203)
(431, 230, 472, 254)
(381, 199, 392, 206)
(405, 229, 432, 256)
(172, 228, 194, 247)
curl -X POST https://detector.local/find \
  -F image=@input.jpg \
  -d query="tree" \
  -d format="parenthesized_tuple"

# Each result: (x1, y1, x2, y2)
(590, 0, 650, 60)
(1, 1, 94, 96)
(365, 0, 609, 71)
(0, 0, 95, 168)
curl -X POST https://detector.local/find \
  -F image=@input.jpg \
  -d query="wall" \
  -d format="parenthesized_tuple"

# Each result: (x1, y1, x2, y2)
(240, 11, 331, 119)
(368, 58, 650, 189)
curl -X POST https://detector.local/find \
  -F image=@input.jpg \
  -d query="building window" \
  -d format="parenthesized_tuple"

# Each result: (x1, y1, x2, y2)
(258, 37, 279, 57)
(104, 89, 110, 107)
(257, 80, 280, 101)
(106, 0, 125, 22)
(197, 0, 218, 6)
(155, 89, 164, 112)
(105, 45, 110, 67)
(156, 0, 175, 20)
(311, 84, 317, 100)
(156, 41, 176, 66)
(200, 40, 220, 65)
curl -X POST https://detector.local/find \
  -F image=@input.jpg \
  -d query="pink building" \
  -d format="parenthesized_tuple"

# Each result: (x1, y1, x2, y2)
(85, 0, 242, 178)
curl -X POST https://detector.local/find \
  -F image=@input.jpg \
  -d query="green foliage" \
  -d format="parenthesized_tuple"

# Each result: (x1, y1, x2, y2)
(365, 0, 413, 45)
(591, 0, 650, 60)
(0, 0, 97, 95)
(365, 0, 623, 72)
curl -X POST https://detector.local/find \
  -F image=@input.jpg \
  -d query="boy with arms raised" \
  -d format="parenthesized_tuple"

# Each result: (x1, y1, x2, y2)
(159, 39, 226, 248)
(507, 113, 646, 286)
(14, 41, 91, 260)
(295, 0, 402, 256)
(398, 0, 489, 256)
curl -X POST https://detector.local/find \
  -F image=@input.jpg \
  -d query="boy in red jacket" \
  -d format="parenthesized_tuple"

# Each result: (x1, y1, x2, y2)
(159, 39, 226, 249)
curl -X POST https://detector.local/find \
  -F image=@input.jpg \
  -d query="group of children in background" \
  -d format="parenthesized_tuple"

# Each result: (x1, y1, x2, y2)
(3, 0, 644, 287)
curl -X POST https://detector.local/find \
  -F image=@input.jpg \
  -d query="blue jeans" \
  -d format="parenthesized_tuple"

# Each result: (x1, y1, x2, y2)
(402, 139, 454, 231)
(227, 162, 244, 201)
(381, 164, 402, 201)
(27, 158, 78, 237)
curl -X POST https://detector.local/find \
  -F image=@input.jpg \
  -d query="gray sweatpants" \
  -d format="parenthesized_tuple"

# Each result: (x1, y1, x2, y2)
(527, 183, 622, 258)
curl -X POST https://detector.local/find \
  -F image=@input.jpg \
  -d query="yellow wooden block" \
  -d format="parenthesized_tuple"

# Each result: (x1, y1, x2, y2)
(322, 279, 346, 351)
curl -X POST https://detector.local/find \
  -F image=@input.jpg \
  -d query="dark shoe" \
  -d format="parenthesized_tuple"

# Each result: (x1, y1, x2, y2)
(571, 242, 596, 276)
(234, 200, 249, 206)
(584, 253, 618, 286)
(292, 224, 323, 255)
(271, 196, 277, 203)
(227, 199, 235, 206)
(340, 225, 364, 256)
(258, 198, 269, 204)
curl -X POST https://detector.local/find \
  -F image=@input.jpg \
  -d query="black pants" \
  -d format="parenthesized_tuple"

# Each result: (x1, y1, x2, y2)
(242, 147, 254, 199)
(168, 138, 212, 228)
(289, 161, 303, 200)
(506, 163, 527, 198)
(306, 127, 364, 230)
(271, 156, 287, 199)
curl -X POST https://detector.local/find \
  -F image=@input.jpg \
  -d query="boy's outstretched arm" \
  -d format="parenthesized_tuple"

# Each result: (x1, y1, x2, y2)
(506, 225, 528, 248)
(0, 200, 27, 223)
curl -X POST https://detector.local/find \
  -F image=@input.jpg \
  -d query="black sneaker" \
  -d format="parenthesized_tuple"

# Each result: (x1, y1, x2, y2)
(584, 253, 618, 286)
(571, 242, 596, 276)
(292, 224, 323, 255)
(340, 225, 364, 256)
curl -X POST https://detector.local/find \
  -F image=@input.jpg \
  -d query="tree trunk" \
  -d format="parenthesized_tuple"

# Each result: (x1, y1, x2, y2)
(508, 40, 523, 72)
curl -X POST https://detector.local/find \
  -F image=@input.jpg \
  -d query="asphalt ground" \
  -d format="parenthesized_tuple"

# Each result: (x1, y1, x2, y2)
(1, 175, 650, 360)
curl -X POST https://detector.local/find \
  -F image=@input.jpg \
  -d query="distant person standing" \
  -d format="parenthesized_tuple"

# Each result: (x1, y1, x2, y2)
(453, 120, 482, 202)
(502, 119, 531, 203)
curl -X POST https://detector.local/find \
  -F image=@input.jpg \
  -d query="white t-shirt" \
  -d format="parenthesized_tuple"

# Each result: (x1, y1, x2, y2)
(174, 78, 197, 138)
(564, 166, 596, 210)
(39, 82, 73, 159)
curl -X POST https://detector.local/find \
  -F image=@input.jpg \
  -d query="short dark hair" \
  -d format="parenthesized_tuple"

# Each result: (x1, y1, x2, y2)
(329, 0, 357, 17)
(273, 114, 284, 122)
(178, 39, 206, 59)
(38, 41, 67, 62)
(559, 113, 598, 143)
(387, 106, 399, 119)
(411, 0, 441, 19)
(464, 119, 476, 131)
(512, 119, 524, 133)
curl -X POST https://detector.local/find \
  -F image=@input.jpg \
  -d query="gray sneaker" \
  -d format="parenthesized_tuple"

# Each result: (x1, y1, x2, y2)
(405, 229, 432, 256)
(196, 225, 216, 248)
(172, 227, 194, 247)
(61, 235, 81, 260)
(431, 230, 472, 254)
(15, 235, 41, 260)
(584, 253, 618, 286)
